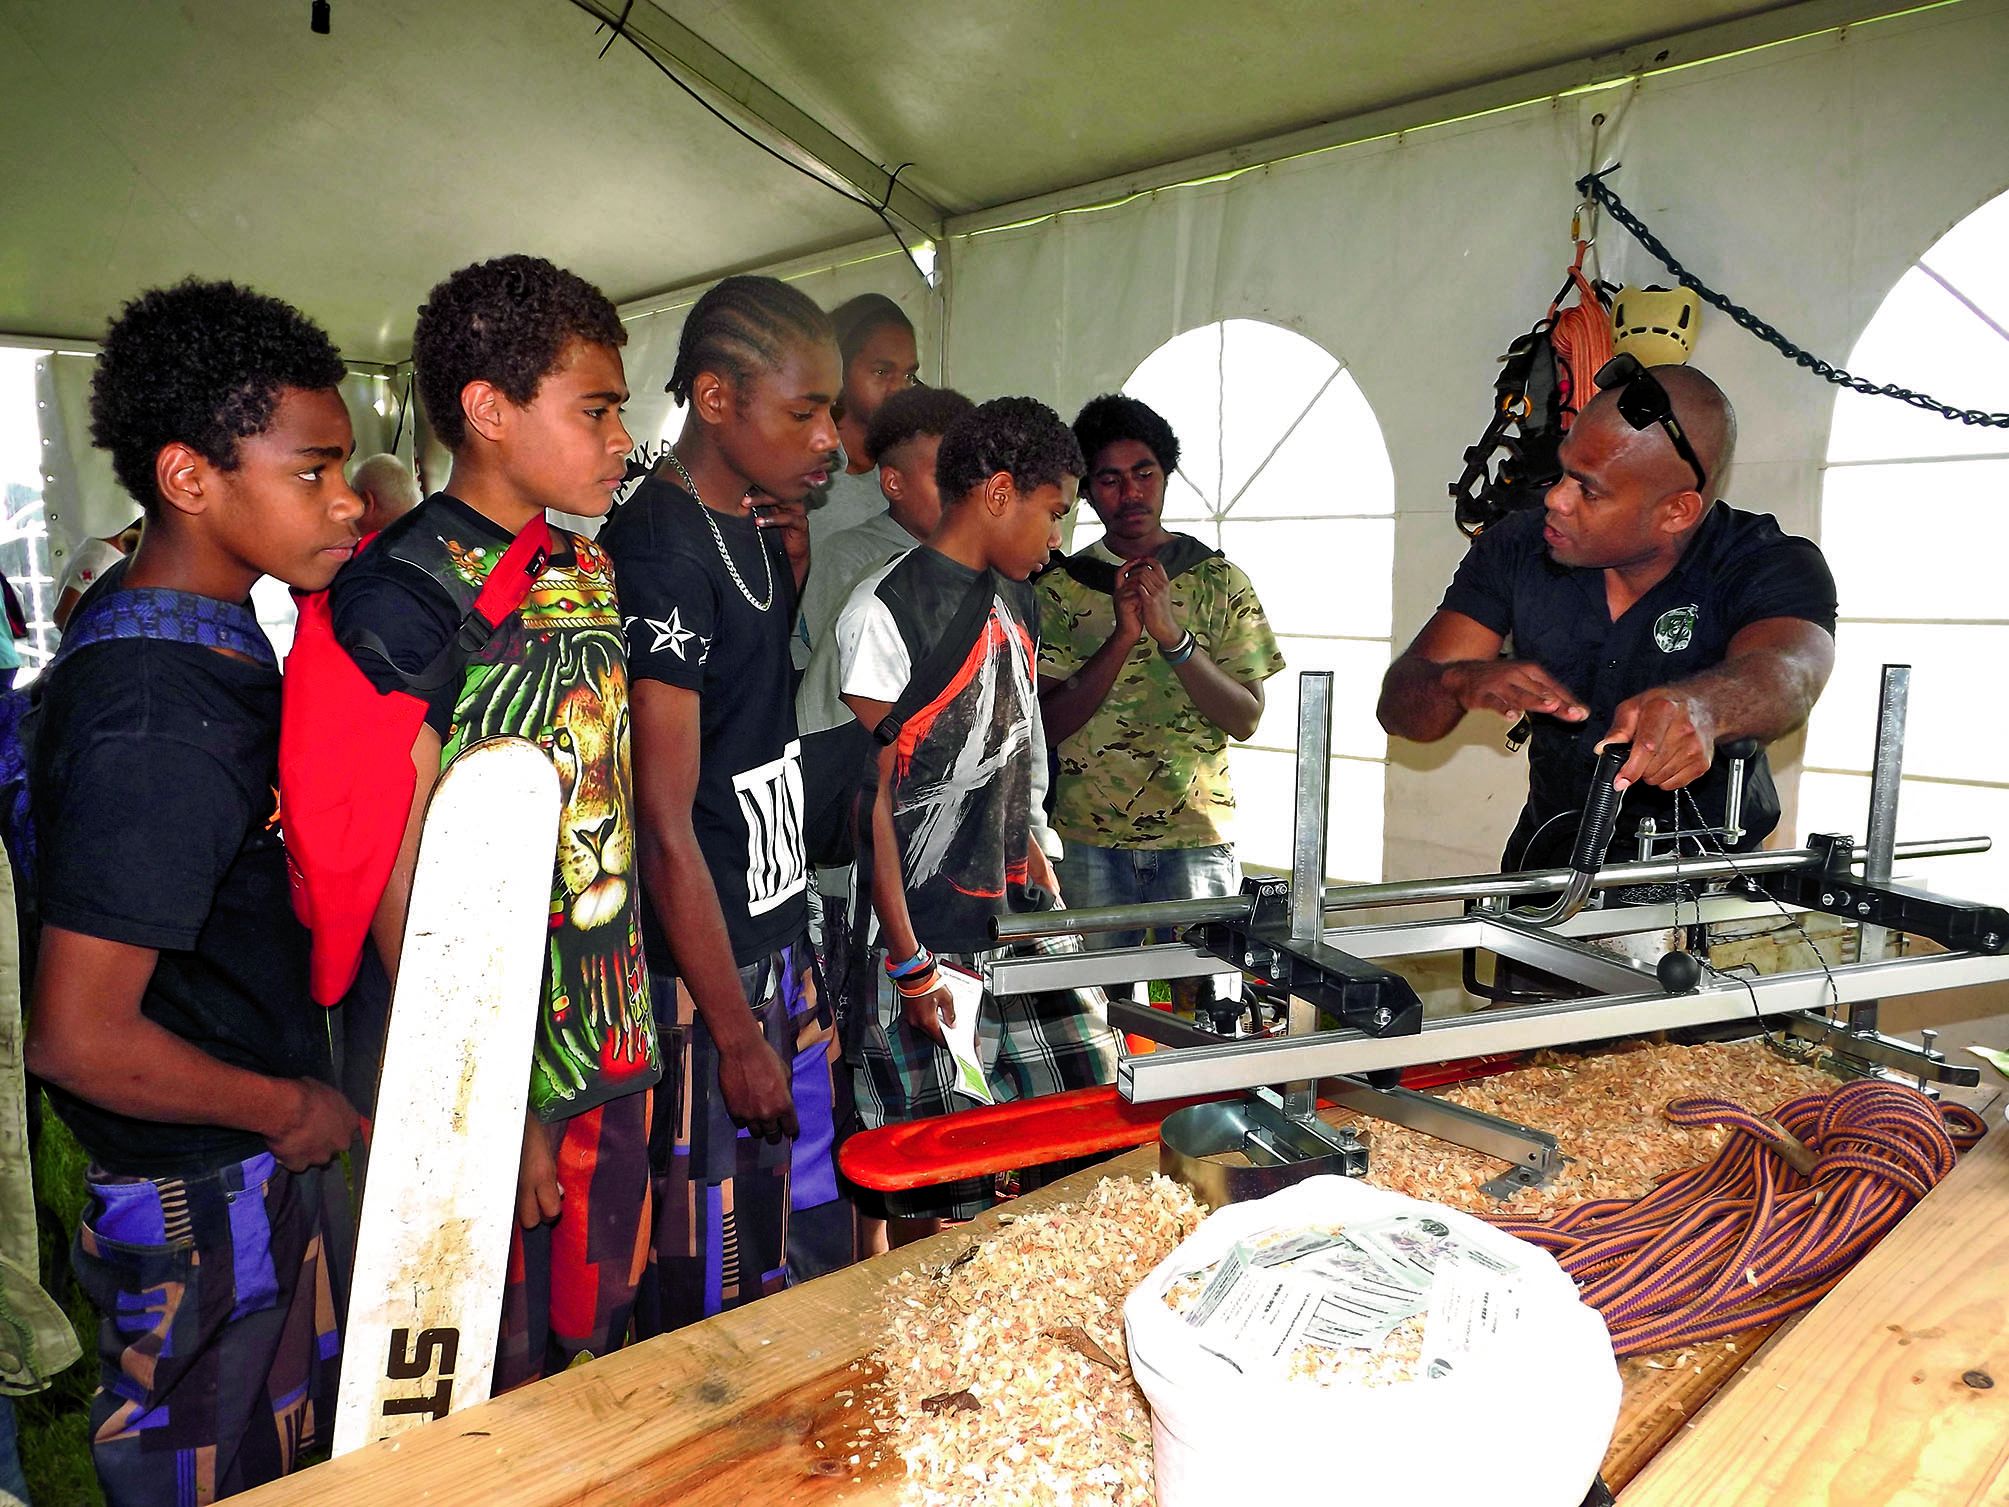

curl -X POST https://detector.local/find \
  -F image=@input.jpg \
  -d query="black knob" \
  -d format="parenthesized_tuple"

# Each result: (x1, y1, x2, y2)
(1656, 950, 1703, 993)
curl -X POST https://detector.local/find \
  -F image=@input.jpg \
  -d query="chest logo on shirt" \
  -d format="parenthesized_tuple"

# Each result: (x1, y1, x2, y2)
(1654, 603, 1699, 653)
(628, 608, 703, 661)
(733, 739, 808, 916)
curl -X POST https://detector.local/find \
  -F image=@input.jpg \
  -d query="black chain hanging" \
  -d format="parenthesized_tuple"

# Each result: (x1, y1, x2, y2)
(1576, 166, 2009, 429)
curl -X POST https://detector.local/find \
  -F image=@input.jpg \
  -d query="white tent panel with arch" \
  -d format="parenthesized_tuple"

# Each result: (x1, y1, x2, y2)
(1073, 318, 1393, 881)
(1802, 184, 2009, 897)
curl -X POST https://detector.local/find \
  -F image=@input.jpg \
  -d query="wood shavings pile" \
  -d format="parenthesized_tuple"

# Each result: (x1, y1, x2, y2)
(870, 1174, 1203, 1507)
(1362, 1038, 1832, 1214)
(868, 1037, 1832, 1503)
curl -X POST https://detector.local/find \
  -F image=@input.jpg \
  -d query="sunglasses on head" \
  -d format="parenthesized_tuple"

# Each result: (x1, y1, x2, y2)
(1593, 353, 1708, 493)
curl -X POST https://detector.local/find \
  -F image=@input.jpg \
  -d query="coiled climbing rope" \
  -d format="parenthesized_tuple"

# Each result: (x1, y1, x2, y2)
(1489, 1078, 1986, 1357)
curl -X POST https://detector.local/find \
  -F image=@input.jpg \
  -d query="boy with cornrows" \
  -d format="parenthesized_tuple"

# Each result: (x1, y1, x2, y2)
(602, 275, 849, 1326)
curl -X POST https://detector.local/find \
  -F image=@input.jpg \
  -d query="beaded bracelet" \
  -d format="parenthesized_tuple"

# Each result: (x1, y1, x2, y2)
(885, 946, 935, 980)
(1160, 629, 1197, 666)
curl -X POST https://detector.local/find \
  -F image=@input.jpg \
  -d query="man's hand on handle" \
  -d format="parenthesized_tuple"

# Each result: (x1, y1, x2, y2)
(1598, 688, 1717, 792)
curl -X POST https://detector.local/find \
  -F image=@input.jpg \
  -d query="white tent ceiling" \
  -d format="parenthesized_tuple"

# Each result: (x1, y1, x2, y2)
(1, 0, 1866, 361)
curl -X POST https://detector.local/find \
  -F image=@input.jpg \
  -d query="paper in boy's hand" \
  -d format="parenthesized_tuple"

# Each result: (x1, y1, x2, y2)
(938, 963, 993, 1104)
(1967, 1044, 2009, 1079)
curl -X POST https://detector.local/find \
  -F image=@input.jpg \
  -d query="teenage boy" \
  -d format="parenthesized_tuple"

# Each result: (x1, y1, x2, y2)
(798, 382, 976, 967)
(794, 384, 972, 1262)
(809, 294, 921, 549)
(1038, 394, 1285, 1002)
(600, 275, 850, 1322)
(330, 255, 660, 1389)
(798, 385, 973, 661)
(25, 278, 364, 1505)
(837, 396, 1119, 1244)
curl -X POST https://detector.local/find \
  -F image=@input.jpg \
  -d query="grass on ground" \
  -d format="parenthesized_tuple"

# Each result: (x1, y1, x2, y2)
(18, 1096, 101, 1507)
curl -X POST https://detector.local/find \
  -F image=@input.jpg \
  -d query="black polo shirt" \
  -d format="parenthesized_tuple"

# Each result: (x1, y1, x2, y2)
(1440, 502, 1837, 865)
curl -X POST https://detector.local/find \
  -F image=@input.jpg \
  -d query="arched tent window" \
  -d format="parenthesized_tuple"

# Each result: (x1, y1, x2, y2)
(1801, 187, 2009, 896)
(1077, 319, 1394, 882)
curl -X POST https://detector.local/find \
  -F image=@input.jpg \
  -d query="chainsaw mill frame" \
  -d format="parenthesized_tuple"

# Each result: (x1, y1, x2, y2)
(981, 667, 2006, 1197)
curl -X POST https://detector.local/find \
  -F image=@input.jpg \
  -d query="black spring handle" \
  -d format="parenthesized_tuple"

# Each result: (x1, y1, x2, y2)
(1569, 742, 1632, 876)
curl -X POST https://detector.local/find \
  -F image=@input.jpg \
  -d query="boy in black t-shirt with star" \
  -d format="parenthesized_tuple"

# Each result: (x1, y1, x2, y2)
(25, 279, 364, 1505)
(600, 275, 849, 1324)
(329, 256, 661, 1389)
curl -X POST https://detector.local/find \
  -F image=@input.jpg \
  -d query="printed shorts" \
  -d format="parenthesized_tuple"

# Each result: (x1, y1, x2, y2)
(72, 1153, 347, 1507)
(638, 935, 838, 1335)
(494, 1090, 653, 1391)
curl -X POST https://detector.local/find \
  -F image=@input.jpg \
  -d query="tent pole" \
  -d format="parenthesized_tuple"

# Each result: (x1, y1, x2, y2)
(566, 0, 945, 239)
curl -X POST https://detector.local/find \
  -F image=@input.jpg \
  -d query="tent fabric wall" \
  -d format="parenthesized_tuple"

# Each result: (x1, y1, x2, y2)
(938, 1, 2009, 881)
(33, 353, 128, 590)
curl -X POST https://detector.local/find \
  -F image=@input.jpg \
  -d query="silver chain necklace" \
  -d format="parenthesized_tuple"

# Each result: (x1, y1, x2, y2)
(666, 449, 774, 613)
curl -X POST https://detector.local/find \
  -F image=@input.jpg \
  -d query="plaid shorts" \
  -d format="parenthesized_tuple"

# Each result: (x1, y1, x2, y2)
(854, 940, 1119, 1221)
(71, 1152, 348, 1507)
(638, 935, 837, 1336)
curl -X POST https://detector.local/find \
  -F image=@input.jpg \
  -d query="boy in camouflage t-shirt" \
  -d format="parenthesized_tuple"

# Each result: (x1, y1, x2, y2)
(1036, 395, 1284, 990)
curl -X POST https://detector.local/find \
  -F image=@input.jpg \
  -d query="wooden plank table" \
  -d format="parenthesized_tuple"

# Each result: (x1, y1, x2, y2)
(241, 1131, 1778, 1506)
(1621, 1110, 2009, 1506)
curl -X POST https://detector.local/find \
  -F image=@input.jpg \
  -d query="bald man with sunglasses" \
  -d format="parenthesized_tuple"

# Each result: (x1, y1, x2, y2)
(1380, 361, 1836, 869)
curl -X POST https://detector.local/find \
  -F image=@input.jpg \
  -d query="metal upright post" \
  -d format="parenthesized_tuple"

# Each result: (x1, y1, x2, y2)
(1290, 674, 1333, 942)
(1853, 664, 1910, 1030)
(1281, 672, 1333, 1119)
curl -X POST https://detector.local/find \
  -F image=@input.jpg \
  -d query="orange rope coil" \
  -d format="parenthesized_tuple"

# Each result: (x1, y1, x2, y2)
(1550, 254, 1611, 428)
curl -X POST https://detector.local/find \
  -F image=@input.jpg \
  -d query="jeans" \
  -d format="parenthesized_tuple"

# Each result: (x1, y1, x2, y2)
(1056, 842, 1241, 1002)
(0, 1393, 28, 1505)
